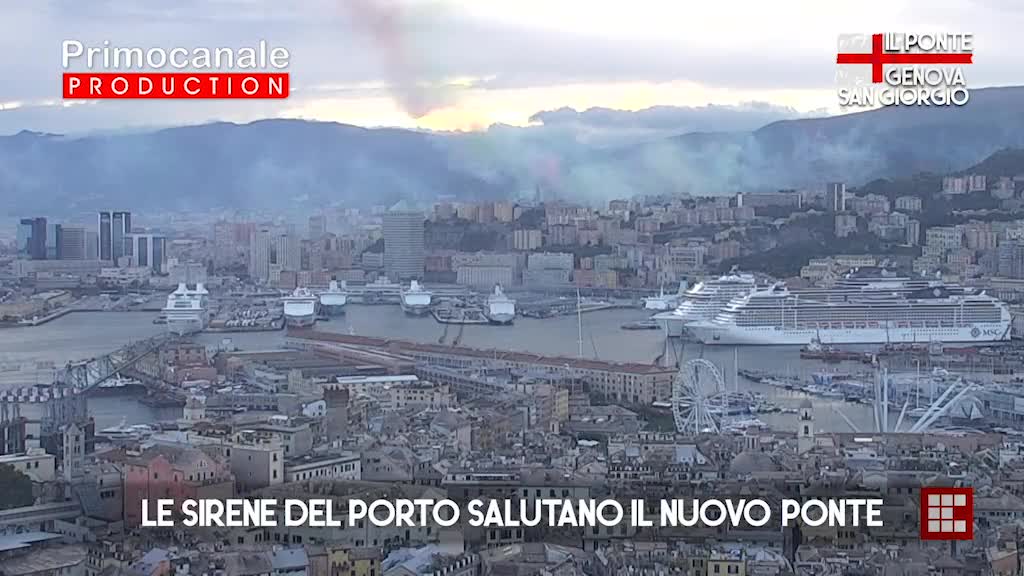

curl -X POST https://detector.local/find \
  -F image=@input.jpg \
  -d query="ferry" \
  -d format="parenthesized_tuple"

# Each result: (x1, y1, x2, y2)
(162, 283, 209, 336)
(643, 281, 687, 311)
(400, 281, 433, 316)
(282, 287, 319, 327)
(319, 280, 348, 316)
(484, 285, 516, 324)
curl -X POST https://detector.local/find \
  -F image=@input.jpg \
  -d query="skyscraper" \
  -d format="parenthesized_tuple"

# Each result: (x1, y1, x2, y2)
(248, 227, 273, 283)
(826, 183, 846, 212)
(383, 203, 425, 280)
(17, 217, 47, 260)
(97, 210, 131, 262)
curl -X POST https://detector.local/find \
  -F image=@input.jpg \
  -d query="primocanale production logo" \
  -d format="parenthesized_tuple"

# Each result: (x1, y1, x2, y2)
(836, 33, 973, 108)
(920, 487, 973, 541)
(61, 40, 290, 99)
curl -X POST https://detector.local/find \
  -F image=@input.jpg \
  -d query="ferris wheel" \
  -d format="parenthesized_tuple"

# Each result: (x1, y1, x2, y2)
(673, 358, 726, 435)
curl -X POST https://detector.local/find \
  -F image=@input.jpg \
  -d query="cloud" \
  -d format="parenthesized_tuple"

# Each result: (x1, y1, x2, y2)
(1, 0, 1022, 132)
(529, 102, 819, 138)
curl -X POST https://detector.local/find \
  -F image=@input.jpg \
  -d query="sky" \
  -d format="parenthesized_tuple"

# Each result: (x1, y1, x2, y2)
(0, 0, 1022, 134)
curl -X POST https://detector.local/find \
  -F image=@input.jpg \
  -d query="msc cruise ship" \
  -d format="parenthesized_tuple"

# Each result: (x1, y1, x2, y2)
(652, 272, 758, 337)
(687, 277, 1012, 346)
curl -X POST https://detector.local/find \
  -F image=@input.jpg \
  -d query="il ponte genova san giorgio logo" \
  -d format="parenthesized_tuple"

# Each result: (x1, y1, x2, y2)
(836, 33, 973, 108)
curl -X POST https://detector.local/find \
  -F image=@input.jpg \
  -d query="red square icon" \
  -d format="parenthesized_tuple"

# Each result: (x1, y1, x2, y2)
(920, 487, 973, 540)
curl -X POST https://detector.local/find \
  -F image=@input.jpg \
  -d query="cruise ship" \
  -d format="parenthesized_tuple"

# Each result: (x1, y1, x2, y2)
(688, 279, 1012, 346)
(319, 280, 348, 315)
(652, 272, 758, 337)
(484, 285, 516, 324)
(282, 287, 319, 327)
(400, 281, 433, 315)
(162, 283, 209, 336)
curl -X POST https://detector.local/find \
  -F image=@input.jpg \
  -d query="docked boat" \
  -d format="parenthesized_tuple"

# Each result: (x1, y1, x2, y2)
(689, 274, 1012, 346)
(653, 272, 757, 337)
(319, 280, 348, 316)
(433, 303, 489, 324)
(99, 418, 155, 441)
(162, 283, 210, 336)
(282, 287, 319, 327)
(621, 318, 661, 331)
(484, 285, 516, 324)
(400, 281, 433, 316)
(643, 281, 687, 311)
(799, 337, 870, 362)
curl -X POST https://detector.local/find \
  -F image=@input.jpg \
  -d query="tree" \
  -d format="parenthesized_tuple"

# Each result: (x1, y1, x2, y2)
(0, 464, 33, 510)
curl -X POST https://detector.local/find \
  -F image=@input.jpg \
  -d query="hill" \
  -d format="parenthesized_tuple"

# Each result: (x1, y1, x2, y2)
(3, 86, 1024, 213)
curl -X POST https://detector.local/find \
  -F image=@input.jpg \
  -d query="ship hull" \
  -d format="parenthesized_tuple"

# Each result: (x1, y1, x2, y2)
(688, 322, 1012, 346)
(285, 314, 316, 328)
(166, 317, 205, 336)
(401, 304, 431, 316)
(654, 314, 692, 338)
(320, 303, 347, 316)
(486, 313, 515, 325)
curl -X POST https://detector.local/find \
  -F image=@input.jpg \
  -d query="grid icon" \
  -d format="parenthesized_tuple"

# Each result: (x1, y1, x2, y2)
(920, 487, 973, 540)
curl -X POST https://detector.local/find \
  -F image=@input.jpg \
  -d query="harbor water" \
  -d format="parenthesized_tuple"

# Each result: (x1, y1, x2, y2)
(0, 307, 884, 432)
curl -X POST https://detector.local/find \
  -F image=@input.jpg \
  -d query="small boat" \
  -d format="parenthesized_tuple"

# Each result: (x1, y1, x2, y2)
(99, 418, 154, 440)
(621, 318, 661, 331)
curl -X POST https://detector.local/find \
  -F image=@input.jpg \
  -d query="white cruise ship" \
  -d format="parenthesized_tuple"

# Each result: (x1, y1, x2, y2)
(688, 279, 1012, 346)
(652, 273, 757, 337)
(400, 281, 433, 315)
(319, 280, 348, 315)
(282, 287, 319, 327)
(162, 283, 209, 336)
(643, 281, 687, 311)
(484, 285, 516, 324)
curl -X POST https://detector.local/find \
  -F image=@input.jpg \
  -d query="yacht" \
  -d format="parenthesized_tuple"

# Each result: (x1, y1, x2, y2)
(162, 283, 209, 336)
(400, 281, 433, 315)
(319, 280, 348, 316)
(653, 272, 758, 337)
(484, 285, 516, 324)
(282, 287, 319, 327)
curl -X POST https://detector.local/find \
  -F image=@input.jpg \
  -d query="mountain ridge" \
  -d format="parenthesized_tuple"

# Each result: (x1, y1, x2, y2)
(3, 86, 1024, 214)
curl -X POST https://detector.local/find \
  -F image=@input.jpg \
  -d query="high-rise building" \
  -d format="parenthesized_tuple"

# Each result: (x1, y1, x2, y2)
(383, 203, 425, 280)
(97, 210, 131, 261)
(248, 227, 273, 282)
(308, 215, 326, 240)
(125, 233, 167, 273)
(826, 183, 846, 212)
(17, 217, 47, 259)
(273, 232, 301, 272)
(57, 226, 89, 260)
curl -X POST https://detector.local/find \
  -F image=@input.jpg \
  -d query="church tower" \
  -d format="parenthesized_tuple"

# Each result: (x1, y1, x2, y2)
(798, 398, 815, 454)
